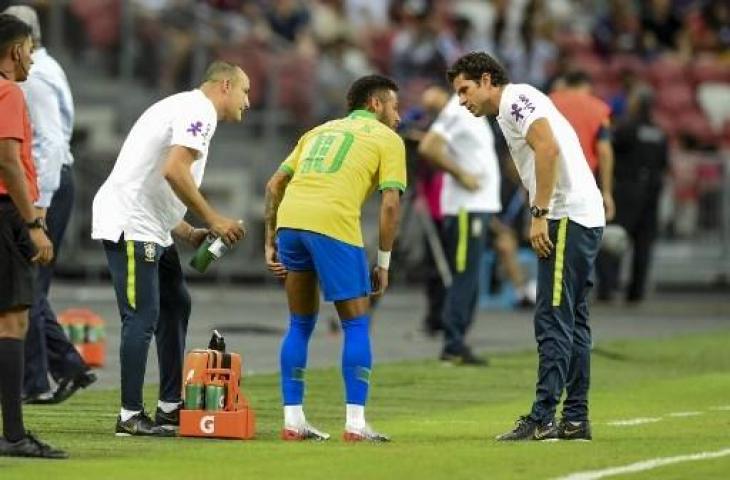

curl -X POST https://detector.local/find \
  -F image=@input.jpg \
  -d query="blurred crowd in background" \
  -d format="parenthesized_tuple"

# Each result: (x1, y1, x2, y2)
(1, 0, 729, 296)
(13, 0, 730, 139)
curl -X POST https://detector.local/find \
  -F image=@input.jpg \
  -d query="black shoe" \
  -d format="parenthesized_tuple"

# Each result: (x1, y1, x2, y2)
(496, 416, 558, 441)
(115, 412, 176, 437)
(440, 348, 488, 366)
(23, 391, 56, 405)
(558, 418, 592, 440)
(155, 407, 180, 427)
(0, 431, 68, 459)
(53, 371, 97, 404)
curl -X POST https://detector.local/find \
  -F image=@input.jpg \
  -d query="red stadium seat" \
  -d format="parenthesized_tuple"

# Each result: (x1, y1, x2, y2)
(647, 56, 688, 86)
(655, 82, 695, 114)
(690, 56, 730, 84)
(677, 109, 720, 146)
(569, 53, 607, 82)
(607, 54, 646, 79)
(555, 32, 594, 55)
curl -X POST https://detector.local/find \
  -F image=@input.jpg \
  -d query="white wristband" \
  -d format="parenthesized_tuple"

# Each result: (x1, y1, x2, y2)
(377, 250, 391, 270)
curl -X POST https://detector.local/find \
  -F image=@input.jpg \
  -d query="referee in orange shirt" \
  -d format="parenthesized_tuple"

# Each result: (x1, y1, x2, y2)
(550, 71, 615, 221)
(0, 13, 65, 458)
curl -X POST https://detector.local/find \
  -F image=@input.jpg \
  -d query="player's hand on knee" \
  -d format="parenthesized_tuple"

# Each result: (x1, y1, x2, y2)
(370, 266, 389, 299)
(265, 242, 287, 280)
(210, 216, 245, 245)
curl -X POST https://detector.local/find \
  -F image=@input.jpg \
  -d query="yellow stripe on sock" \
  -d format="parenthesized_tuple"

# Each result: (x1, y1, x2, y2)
(552, 218, 568, 307)
(126, 240, 136, 309)
(456, 209, 468, 273)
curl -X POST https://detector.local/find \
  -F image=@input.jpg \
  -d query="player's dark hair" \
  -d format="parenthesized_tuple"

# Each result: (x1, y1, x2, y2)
(346, 75, 399, 112)
(563, 70, 591, 88)
(446, 51, 509, 86)
(0, 14, 32, 57)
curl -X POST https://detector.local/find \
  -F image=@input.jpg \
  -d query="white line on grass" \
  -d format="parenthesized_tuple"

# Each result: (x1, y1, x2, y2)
(710, 405, 730, 411)
(605, 417, 662, 426)
(667, 411, 703, 417)
(555, 448, 730, 480)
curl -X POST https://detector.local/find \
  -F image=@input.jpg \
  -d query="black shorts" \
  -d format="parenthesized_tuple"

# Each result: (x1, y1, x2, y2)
(0, 197, 35, 312)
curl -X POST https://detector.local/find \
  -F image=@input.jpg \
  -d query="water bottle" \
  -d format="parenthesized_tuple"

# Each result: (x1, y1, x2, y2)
(189, 235, 229, 273)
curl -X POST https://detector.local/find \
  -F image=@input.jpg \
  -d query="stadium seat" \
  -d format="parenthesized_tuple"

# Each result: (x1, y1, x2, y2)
(689, 56, 730, 84)
(655, 82, 695, 115)
(677, 109, 719, 146)
(647, 56, 688, 86)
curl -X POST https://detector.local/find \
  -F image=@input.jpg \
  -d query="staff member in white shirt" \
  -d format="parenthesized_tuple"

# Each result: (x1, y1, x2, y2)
(448, 52, 604, 442)
(92, 61, 248, 437)
(4, 5, 96, 406)
(418, 85, 501, 366)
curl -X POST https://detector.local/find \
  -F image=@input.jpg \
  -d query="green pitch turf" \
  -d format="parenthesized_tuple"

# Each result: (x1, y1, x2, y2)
(2, 331, 730, 479)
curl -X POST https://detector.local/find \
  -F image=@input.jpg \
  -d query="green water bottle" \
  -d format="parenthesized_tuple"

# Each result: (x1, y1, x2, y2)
(189, 235, 229, 273)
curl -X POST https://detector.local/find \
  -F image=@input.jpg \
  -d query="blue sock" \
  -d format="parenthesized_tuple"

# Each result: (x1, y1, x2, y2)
(280, 313, 317, 405)
(341, 314, 372, 405)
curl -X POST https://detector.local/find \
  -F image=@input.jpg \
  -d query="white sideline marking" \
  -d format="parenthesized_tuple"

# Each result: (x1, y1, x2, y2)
(555, 448, 730, 480)
(606, 417, 662, 426)
(710, 405, 730, 411)
(668, 411, 703, 417)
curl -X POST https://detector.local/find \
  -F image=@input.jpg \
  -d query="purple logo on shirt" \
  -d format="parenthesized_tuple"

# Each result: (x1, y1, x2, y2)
(187, 121, 203, 136)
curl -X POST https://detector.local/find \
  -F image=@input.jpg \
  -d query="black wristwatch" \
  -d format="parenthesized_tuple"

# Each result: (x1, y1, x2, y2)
(26, 217, 46, 230)
(530, 206, 549, 218)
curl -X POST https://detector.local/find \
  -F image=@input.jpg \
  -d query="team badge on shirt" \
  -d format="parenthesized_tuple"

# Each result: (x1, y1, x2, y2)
(143, 242, 156, 263)
(187, 121, 203, 136)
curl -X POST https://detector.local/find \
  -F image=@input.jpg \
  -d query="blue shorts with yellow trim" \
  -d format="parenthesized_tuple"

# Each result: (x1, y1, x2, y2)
(276, 228, 370, 302)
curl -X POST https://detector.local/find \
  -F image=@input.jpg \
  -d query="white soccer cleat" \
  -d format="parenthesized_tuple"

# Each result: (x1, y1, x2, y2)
(281, 423, 331, 441)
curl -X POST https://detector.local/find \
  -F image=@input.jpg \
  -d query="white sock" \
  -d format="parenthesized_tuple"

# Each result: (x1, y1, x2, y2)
(284, 405, 305, 429)
(120, 408, 142, 422)
(158, 400, 182, 413)
(345, 404, 366, 431)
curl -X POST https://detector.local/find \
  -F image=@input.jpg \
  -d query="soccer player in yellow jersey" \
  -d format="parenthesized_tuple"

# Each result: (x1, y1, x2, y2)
(264, 75, 405, 442)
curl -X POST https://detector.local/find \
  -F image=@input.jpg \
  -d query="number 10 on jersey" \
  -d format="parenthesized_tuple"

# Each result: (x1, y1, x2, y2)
(300, 131, 354, 174)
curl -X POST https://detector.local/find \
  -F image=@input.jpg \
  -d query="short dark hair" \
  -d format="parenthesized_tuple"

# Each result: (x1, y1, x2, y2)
(346, 75, 399, 112)
(563, 70, 591, 88)
(202, 60, 240, 83)
(446, 51, 509, 86)
(0, 14, 31, 57)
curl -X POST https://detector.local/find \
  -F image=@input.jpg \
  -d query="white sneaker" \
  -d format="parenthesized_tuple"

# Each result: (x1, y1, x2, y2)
(343, 424, 390, 442)
(281, 423, 330, 441)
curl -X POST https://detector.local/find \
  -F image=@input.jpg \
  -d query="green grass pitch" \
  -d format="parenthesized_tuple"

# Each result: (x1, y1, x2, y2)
(2, 331, 730, 479)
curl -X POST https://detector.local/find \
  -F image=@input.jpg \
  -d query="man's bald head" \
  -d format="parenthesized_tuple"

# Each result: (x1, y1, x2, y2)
(421, 85, 450, 115)
(201, 61, 244, 85)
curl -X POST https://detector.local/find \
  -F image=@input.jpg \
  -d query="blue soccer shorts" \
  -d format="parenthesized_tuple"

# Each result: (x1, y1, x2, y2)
(276, 228, 370, 302)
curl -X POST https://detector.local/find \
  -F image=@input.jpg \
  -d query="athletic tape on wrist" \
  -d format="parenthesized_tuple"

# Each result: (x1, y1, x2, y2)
(377, 250, 391, 270)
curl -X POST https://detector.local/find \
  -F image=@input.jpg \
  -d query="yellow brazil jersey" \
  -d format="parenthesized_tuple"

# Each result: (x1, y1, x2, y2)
(276, 109, 407, 247)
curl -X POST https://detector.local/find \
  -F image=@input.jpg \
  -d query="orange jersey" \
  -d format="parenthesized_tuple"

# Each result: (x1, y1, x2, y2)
(549, 90, 610, 174)
(0, 79, 37, 201)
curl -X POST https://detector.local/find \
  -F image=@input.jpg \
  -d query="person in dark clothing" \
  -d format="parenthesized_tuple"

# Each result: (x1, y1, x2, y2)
(596, 87, 669, 302)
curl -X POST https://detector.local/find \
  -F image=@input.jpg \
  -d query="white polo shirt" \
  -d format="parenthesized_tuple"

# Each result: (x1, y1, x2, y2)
(430, 95, 501, 215)
(496, 83, 605, 228)
(92, 89, 218, 246)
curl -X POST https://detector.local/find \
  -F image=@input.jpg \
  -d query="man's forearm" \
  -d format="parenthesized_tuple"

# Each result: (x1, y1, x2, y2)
(0, 149, 37, 221)
(378, 191, 400, 251)
(533, 145, 558, 208)
(164, 163, 218, 225)
(264, 174, 289, 245)
(172, 220, 194, 239)
(597, 140, 614, 194)
(419, 134, 465, 179)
